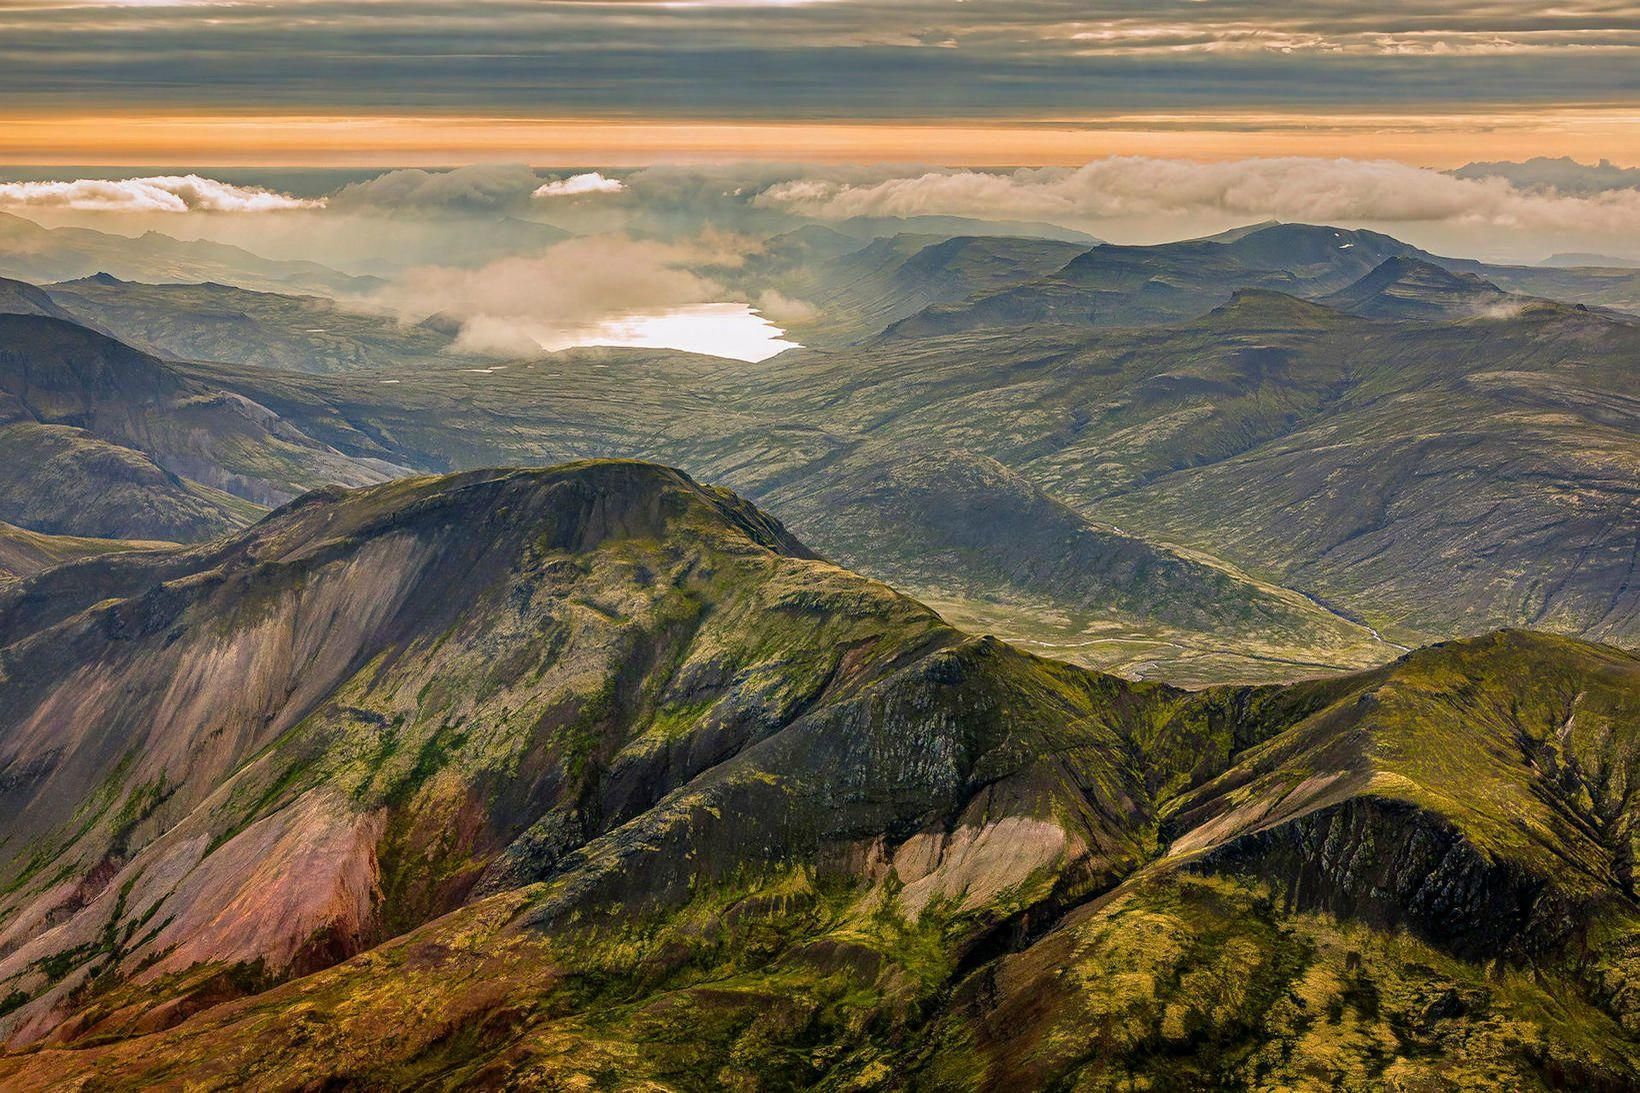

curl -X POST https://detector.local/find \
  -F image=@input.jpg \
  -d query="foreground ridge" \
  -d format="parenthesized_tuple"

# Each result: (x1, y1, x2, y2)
(0, 463, 1637, 1089)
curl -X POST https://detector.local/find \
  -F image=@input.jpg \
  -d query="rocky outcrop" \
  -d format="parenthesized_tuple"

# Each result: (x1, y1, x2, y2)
(1192, 795, 1578, 960)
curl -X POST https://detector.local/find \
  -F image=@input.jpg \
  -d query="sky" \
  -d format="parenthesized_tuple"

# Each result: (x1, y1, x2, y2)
(0, 0, 1637, 350)
(0, 0, 1636, 166)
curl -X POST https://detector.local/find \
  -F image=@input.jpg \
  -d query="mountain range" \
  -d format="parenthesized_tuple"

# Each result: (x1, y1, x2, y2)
(2, 222, 1636, 676)
(0, 213, 1636, 1087)
(0, 212, 374, 297)
(0, 463, 1635, 1088)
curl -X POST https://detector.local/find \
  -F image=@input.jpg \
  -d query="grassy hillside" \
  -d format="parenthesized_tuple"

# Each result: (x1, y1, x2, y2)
(0, 521, 172, 582)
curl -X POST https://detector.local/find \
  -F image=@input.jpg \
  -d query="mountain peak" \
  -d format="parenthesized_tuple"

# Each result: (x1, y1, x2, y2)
(1321, 254, 1512, 319)
(255, 460, 817, 566)
(1221, 222, 1415, 268)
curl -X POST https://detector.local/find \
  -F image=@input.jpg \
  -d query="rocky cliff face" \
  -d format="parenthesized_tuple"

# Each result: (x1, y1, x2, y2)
(1193, 796, 1577, 960)
(0, 465, 1637, 1089)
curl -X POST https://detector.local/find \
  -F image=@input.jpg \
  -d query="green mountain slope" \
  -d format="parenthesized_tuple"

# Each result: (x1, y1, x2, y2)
(0, 468, 1635, 1089)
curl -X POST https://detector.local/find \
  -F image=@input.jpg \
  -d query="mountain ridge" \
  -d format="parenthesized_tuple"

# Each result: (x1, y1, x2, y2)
(0, 464, 1636, 1088)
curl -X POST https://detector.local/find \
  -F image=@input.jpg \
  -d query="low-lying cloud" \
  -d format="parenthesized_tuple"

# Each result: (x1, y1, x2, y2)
(329, 164, 544, 213)
(374, 234, 726, 356)
(754, 289, 819, 324)
(0, 174, 321, 213)
(755, 157, 1640, 239)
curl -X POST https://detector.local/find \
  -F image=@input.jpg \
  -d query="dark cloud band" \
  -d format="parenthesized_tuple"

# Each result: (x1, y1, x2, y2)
(1, 0, 1635, 117)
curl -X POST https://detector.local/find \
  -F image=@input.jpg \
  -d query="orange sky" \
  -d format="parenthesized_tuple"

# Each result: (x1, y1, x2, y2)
(3, 109, 1635, 168)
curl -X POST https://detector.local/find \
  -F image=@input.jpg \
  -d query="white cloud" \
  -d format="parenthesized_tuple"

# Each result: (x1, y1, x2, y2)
(533, 172, 627, 198)
(375, 233, 726, 355)
(0, 174, 321, 213)
(755, 157, 1640, 239)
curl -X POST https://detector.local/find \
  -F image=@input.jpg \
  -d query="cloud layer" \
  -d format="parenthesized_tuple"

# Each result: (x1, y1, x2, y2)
(329, 164, 544, 213)
(0, 174, 321, 213)
(755, 157, 1640, 238)
(2, 0, 1634, 122)
(5, 157, 1637, 270)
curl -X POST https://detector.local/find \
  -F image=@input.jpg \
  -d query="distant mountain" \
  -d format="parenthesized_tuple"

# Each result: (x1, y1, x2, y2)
(68, 262, 1627, 660)
(0, 467, 1636, 1088)
(0, 314, 397, 538)
(888, 223, 1414, 337)
(1451, 155, 1640, 195)
(46, 274, 468, 374)
(3, 221, 1633, 676)
(889, 222, 1640, 336)
(1541, 252, 1640, 269)
(0, 211, 375, 296)
(754, 231, 1093, 344)
(1318, 255, 1516, 319)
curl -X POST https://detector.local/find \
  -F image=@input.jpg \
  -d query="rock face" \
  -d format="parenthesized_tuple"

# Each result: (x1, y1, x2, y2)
(1193, 796, 1574, 961)
(0, 464, 1638, 1089)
